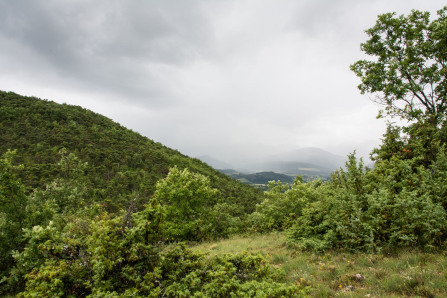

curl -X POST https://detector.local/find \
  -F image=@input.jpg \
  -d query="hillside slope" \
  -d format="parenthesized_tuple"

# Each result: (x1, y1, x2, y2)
(0, 91, 261, 212)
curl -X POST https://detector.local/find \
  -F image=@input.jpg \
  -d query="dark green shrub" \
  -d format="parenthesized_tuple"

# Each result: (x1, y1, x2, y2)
(155, 166, 241, 241)
(287, 154, 447, 252)
(14, 206, 307, 297)
(0, 150, 27, 291)
(249, 178, 326, 232)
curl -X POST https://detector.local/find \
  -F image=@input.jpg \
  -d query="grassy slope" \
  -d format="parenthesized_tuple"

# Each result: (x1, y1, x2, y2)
(192, 233, 447, 297)
(0, 91, 261, 212)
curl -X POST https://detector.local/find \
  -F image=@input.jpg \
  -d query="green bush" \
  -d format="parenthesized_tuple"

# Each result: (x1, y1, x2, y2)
(287, 154, 447, 252)
(157, 245, 309, 297)
(154, 166, 241, 241)
(249, 178, 326, 232)
(13, 202, 164, 297)
(0, 150, 27, 287)
(13, 205, 307, 297)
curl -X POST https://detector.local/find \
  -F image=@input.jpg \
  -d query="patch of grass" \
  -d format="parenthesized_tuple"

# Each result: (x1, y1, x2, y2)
(191, 233, 447, 297)
(194, 232, 287, 256)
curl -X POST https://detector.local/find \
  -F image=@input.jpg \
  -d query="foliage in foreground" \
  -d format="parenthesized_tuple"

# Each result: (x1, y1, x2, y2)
(154, 166, 242, 241)
(249, 6, 447, 253)
(289, 153, 447, 252)
(250, 151, 447, 252)
(9, 208, 304, 297)
(351, 7, 447, 125)
(0, 150, 27, 279)
(1, 155, 302, 296)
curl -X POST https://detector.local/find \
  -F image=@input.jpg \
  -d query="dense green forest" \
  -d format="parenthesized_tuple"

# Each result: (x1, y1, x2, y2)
(0, 91, 261, 213)
(1, 6, 447, 297)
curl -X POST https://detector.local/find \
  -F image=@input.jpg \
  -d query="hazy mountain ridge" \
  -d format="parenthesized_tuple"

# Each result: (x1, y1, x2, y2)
(272, 147, 346, 169)
(200, 148, 347, 181)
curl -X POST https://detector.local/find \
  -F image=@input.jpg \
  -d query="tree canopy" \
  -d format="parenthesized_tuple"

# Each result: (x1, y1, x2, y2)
(351, 7, 447, 124)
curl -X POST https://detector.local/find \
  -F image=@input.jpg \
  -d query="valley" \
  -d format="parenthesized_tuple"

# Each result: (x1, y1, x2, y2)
(199, 148, 347, 188)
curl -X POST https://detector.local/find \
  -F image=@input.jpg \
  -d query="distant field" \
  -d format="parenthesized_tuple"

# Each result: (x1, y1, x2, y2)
(192, 233, 447, 297)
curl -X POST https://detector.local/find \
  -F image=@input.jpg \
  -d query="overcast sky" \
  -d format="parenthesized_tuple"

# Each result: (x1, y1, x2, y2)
(0, 0, 445, 165)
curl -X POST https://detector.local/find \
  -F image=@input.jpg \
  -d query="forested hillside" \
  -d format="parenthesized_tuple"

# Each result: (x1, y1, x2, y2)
(0, 91, 261, 213)
(2, 91, 302, 296)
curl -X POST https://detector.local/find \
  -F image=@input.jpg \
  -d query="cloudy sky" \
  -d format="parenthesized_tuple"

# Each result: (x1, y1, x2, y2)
(0, 0, 445, 165)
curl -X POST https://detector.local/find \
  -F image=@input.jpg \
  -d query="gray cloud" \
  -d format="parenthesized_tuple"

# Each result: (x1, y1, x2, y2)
(0, 0, 212, 106)
(0, 0, 445, 165)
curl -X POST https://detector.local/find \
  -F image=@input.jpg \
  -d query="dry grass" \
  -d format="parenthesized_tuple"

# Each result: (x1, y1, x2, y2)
(191, 232, 447, 297)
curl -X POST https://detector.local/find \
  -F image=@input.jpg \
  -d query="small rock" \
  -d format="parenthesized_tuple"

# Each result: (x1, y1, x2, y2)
(343, 285, 355, 292)
(353, 273, 365, 281)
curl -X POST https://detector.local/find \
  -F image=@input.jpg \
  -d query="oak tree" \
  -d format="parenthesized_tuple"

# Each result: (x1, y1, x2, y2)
(351, 7, 447, 124)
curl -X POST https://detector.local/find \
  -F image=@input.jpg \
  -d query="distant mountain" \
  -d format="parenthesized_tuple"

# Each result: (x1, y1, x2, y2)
(243, 147, 347, 179)
(245, 161, 331, 179)
(197, 155, 233, 170)
(273, 147, 346, 169)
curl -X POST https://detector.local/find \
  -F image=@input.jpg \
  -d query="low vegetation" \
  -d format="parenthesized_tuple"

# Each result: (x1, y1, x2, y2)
(193, 233, 447, 297)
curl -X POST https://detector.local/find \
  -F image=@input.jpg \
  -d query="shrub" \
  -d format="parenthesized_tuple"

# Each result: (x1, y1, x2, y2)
(287, 153, 447, 252)
(15, 206, 308, 297)
(155, 166, 242, 241)
(249, 178, 326, 232)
